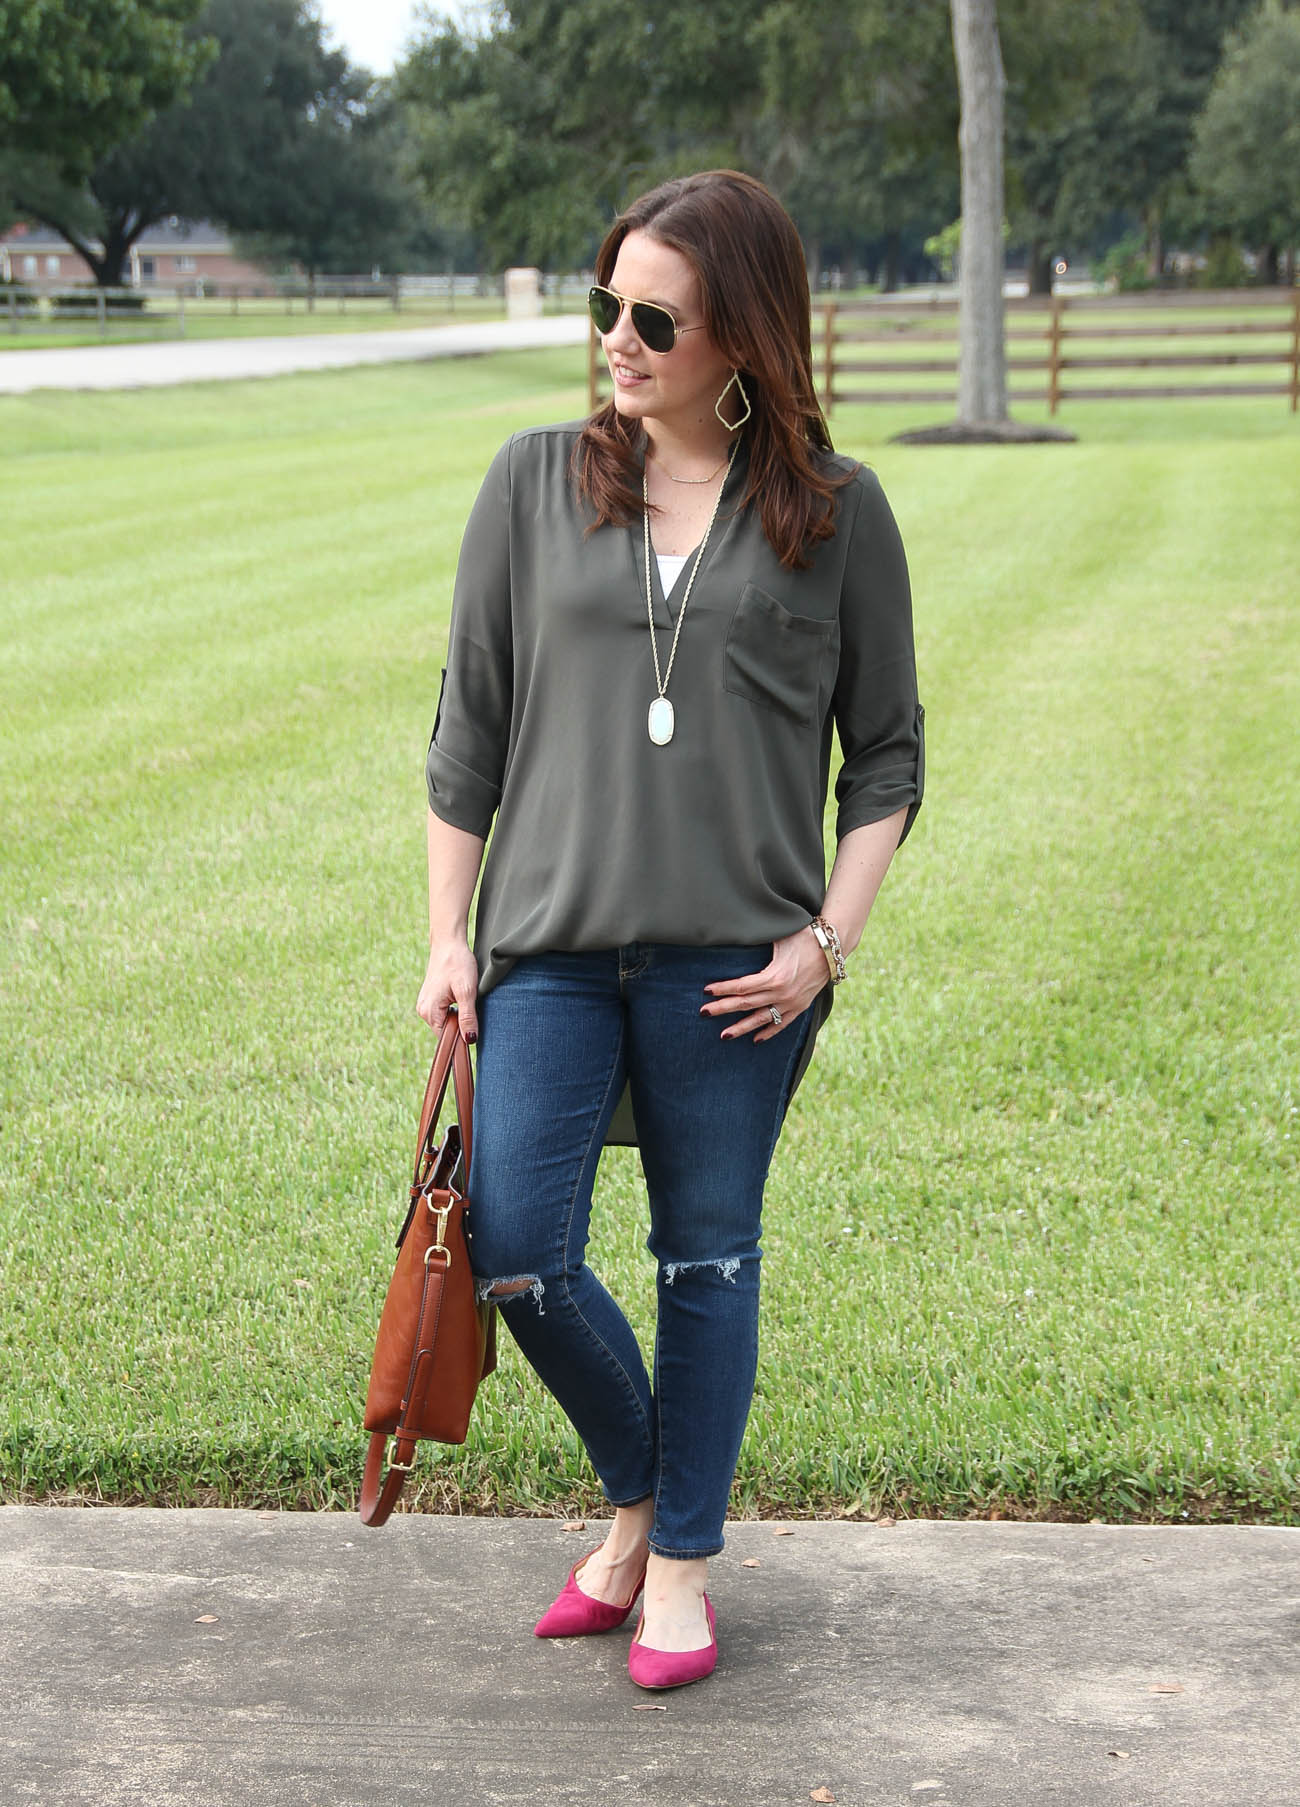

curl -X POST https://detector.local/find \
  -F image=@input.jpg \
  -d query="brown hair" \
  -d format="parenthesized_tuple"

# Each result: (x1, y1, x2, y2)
(572, 169, 852, 571)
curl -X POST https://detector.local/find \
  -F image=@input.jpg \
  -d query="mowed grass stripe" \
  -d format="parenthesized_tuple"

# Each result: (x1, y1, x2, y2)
(2, 360, 1296, 1518)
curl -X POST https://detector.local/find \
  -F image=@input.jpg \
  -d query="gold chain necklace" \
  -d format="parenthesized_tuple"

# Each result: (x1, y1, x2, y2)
(642, 439, 739, 747)
(649, 450, 727, 486)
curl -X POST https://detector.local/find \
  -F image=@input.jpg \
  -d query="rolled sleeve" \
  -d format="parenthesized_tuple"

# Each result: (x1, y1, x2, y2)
(425, 437, 515, 838)
(832, 469, 925, 845)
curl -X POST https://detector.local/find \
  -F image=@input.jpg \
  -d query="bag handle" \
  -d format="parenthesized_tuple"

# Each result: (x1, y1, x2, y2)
(412, 1014, 475, 1188)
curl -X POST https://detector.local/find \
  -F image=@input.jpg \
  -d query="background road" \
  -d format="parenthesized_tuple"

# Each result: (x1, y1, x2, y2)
(0, 314, 590, 394)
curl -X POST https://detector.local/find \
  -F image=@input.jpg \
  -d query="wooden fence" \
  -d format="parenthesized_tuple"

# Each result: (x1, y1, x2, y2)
(819, 288, 1300, 414)
(12, 275, 1297, 407)
(3, 273, 593, 337)
(590, 288, 1300, 414)
(0, 282, 412, 337)
(1, 279, 426, 336)
(3, 285, 186, 337)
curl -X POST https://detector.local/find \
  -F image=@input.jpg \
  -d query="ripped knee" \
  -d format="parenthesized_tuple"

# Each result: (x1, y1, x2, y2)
(475, 1273, 545, 1313)
(661, 1256, 743, 1287)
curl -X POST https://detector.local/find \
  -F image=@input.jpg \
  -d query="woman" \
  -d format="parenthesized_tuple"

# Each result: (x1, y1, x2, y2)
(417, 170, 923, 1690)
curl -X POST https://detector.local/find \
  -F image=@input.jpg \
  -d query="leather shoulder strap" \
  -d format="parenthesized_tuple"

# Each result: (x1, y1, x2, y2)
(359, 1431, 413, 1527)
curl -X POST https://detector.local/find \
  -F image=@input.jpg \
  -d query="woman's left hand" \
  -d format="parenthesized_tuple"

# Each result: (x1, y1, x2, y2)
(700, 928, 830, 1043)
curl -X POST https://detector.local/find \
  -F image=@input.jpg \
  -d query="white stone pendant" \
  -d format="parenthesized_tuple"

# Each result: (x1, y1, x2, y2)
(647, 696, 675, 746)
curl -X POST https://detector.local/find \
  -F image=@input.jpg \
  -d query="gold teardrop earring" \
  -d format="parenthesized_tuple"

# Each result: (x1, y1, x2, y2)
(714, 370, 752, 431)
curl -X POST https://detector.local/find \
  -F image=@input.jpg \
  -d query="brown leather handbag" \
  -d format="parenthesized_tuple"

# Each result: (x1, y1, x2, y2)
(359, 1017, 496, 1527)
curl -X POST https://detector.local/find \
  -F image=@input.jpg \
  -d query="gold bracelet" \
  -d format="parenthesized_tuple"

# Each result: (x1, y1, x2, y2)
(810, 916, 846, 984)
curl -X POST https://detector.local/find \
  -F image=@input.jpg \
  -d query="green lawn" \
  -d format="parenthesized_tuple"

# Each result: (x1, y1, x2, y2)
(2, 353, 1296, 1522)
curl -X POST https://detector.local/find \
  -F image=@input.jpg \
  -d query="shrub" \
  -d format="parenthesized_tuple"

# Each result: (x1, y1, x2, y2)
(1195, 236, 1252, 289)
(0, 281, 39, 313)
(1097, 233, 1152, 292)
(50, 290, 146, 313)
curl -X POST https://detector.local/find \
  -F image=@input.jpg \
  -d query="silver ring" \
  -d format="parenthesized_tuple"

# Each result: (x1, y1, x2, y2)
(769, 1006, 782, 1026)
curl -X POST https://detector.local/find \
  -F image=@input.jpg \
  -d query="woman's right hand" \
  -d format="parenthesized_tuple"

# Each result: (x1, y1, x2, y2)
(416, 937, 481, 1042)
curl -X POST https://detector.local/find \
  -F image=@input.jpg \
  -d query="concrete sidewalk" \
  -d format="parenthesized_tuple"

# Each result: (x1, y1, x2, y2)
(1, 1508, 1295, 1806)
(0, 314, 590, 394)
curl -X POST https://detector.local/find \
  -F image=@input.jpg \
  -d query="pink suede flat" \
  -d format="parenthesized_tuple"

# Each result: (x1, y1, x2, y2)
(627, 1593, 717, 1690)
(533, 1549, 647, 1639)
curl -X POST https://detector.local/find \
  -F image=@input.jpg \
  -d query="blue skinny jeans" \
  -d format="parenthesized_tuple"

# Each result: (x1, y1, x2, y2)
(468, 944, 811, 1561)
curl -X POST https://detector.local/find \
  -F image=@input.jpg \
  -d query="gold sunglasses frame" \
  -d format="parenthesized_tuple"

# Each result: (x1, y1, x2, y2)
(588, 284, 706, 354)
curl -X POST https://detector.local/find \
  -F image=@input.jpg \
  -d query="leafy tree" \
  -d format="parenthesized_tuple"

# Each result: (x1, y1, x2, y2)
(396, 0, 1266, 298)
(750, 0, 958, 290)
(998, 0, 1143, 291)
(751, 0, 1149, 294)
(399, 0, 960, 279)
(396, 14, 604, 270)
(5, 0, 419, 285)
(1067, 0, 1259, 278)
(0, 0, 212, 172)
(234, 84, 425, 279)
(398, 1, 761, 270)
(1190, 1, 1300, 283)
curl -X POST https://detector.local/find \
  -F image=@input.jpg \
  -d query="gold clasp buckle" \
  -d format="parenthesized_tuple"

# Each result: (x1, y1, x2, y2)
(386, 1433, 416, 1473)
(425, 1201, 453, 1270)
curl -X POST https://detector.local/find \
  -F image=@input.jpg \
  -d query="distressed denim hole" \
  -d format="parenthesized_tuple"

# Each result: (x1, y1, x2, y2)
(661, 1257, 742, 1287)
(477, 1274, 546, 1313)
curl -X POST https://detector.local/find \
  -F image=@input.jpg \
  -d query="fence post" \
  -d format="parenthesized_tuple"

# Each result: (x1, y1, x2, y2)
(822, 301, 836, 416)
(1047, 294, 1063, 416)
(177, 291, 186, 337)
(97, 290, 107, 339)
(1291, 289, 1299, 414)
(392, 276, 400, 313)
(7, 287, 15, 334)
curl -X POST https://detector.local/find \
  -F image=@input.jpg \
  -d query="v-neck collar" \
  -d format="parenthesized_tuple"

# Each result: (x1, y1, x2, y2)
(629, 437, 750, 627)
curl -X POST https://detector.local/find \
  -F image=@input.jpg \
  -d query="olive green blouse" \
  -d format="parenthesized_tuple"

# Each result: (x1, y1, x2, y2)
(426, 422, 924, 1141)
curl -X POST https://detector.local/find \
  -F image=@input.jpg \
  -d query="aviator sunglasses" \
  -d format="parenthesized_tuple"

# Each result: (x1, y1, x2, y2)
(587, 284, 706, 355)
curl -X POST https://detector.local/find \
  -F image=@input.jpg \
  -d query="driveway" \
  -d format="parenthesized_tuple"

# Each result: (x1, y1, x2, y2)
(0, 314, 590, 394)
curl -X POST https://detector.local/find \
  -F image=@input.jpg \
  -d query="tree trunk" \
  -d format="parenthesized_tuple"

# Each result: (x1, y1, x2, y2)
(1144, 206, 1165, 285)
(881, 229, 901, 294)
(96, 214, 136, 289)
(11, 195, 156, 288)
(1027, 240, 1054, 296)
(806, 238, 823, 297)
(951, 0, 1008, 426)
(1259, 243, 1280, 286)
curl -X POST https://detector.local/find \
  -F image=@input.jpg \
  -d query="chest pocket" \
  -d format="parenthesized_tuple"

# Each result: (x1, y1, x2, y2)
(724, 582, 836, 727)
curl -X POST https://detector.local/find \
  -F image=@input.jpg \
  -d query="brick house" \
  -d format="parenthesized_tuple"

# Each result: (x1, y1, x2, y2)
(0, 219, 277, 291)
